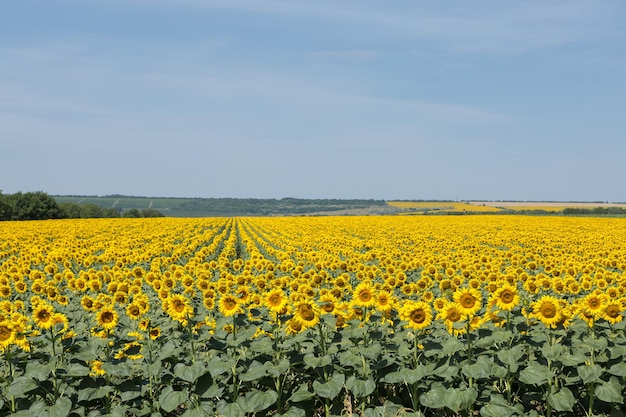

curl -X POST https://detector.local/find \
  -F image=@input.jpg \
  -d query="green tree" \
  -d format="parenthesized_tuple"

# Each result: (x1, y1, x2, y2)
(0, 192, 12, 221)
(122, 208, 142, 218)
(8, 191, 62, 220)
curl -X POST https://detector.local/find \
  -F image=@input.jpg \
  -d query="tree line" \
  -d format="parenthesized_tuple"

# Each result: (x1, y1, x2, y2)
(0, 191, 164, 221)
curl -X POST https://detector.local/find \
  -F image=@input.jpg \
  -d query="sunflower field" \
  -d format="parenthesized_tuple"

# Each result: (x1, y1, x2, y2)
(1, 215, 626, 417)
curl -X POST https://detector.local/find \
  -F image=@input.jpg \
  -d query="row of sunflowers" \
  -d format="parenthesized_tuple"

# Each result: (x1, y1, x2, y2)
(1, 215, 626, 416)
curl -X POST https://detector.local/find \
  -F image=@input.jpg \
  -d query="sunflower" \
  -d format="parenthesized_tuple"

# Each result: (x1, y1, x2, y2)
(399, 301, 433, 330)
(531, 295, 562, 328)
(263, 288, 288, 314)
(374, 290, 396, 314)
(352, 282, 376, 308)
(32, 303, 55, 330)
(453, 287, 482, 317)
(318, 293, 337, 315)
(293, 300, 320, 329)
(0, 321, 14, 350)
(126, 302, 143, 320)
(602, 300, 623, 325)
(438, 302, 465, 335)
(89, 360, 106, 377)
(166, 294, 194, 322)
(218, 294, 242, 317)
(492, 284, 520, 312)
(96, 306, 119, 331)
(149, 327, 161, 340)
(580, 292, 606, 319)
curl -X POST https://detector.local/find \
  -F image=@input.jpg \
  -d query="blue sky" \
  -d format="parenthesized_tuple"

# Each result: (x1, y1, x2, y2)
(1, 0, 625, 201)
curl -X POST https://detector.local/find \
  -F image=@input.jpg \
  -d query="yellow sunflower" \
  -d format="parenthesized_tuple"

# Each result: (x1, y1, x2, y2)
(352, 282, 376, 308)
(263, 288, 288, 314)
(531, 295, 562, 328)
(453, 287, 482, 317)
(374, 290, 396, 314)
(602, 300, 623, 325)
(32, 303, 55, 330)
(492, 284, 520, 312)
(438, 302, 465, 335)
(218, 294, 243, 317)
(399, 300, 433, 330)
(0, 321, 14, 350)
(166, 294, 194, 323)
(293, 300, 320, 329)
(126, 302, 143, 321)
(96, 306, 119, 331)
(580, 292, 606, 319)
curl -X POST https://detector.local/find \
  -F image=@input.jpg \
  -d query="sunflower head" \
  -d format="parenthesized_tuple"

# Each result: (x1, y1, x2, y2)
(453, 287, 482, 317)
(400, 301, 433, 330)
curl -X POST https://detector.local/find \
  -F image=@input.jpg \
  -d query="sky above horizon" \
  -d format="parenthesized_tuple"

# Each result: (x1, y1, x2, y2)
(2, 0, 625, 201)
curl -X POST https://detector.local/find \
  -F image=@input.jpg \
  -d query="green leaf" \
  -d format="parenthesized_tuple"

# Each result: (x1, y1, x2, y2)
(462, 357, 493, 380)
(158, 386, 189, 413)
(419, 384, 447, 409)
(276, 406, 307, 417)
(216, 401, 246, 417)
(174, 362, 206, 383)
(66, 363, 91, 378)
(577, 364, 603, 385)
(496, 346, 524, 368)
(594, 377, 624, 404)
(312, 373, 345, 400)
(445, 388, 477, 412)
(245, 389, 278, 413)
(50, 397, 73, 417)
(547, 387, 576, 412)
(25, 361, 54, 381)
(7, 376, 38, 399)
(240, 360, 267, 382)
(441, 337, 464, 356)
(479, 396, 519, 417)
(118, 380, 141, 402)
(303, 354, 333, 369)
(193, 372, 215, 398)
(290, 384, 315, 402)
(541, 344, 567, 361)
(346, 376, 376, 398)
(519, 363, 550, 386)
(266, 358, 290, 377)
(608, 362, 626, 377)
(78, 386, 112, 402)
(208, 356, 236, 377)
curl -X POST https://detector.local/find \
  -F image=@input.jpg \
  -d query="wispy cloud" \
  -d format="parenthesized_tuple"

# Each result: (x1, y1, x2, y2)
(121, 0, 618, 54)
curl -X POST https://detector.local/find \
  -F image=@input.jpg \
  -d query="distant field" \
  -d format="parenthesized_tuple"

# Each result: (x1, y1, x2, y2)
(386, 201, 501, 213)
(469, 201, 626, 212)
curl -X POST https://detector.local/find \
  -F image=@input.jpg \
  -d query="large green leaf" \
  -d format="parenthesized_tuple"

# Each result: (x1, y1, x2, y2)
(289, 384, 315, 403)
(303, 353, 333, 369)
(6, 376, 38, 399)
(49, 397, 73, 417)
(577, 364, 603, 385)
(245, 389, 278, 413)
(77, 385, 112, 403)
(547, 387, 576, 412)
(312, 373, 345, 400)
(25, 361, 54, 381)
(445, 388, 477, 413)
(174, 362, 206, 383)
(346, 376, 376, 398)
(419, 384, 447, 409)
(239, 360, 267, 382)
(594, 377, 624, 404)
(158, 386, 189, 413)
(519, 363, 551, 386)
(607, 362, 626, 377)
(462, 356, 493, 380)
